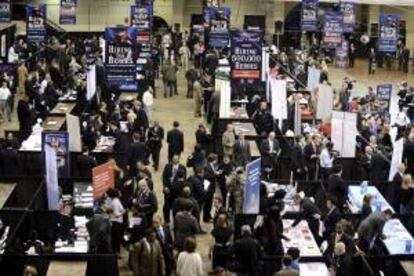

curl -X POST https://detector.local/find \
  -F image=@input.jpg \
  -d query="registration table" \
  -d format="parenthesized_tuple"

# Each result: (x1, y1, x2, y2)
(282, 219, 322, 257)
(43, 116, 66, 131)
(383, 219, 414, 255)
(348, 185, 394, 214)
(262, 182, 299, 213)
(58, 89, 78, 102)
(50, 102, 76, 115)
(54, 216, 89, 253)
(233, 122, 258, 140)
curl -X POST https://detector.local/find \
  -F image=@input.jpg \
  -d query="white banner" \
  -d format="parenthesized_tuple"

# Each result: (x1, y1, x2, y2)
(262, 47, 269, 82)
(307, 67, 321, 92)
(316, 83, 334, 119)
(389, 138, 404, 181)
(219, 79, 231, 118)
(342, 112, 357, 158)
(66, 114, 82, 152)
(45, 144, 59, 210)
(332, 111, 344, 155)
(87, 64, 96, 100)
(271, 79, 288, 122)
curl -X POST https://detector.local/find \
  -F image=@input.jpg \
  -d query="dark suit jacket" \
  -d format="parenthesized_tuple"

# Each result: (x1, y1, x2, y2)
(167, 128, 184, 154)
(155, 225, 174, 267)
(304, 143, 320, 169)
(260, 138, 280, 168)
(187, 175, 205, 202)
(127, 142, 147, 167)
(323, 207, 341, 237)
(147, 126, 164, 150)
(233, 140, 251, 166)
(290, 143, 306, 172)
(391, 172, 403, 208)
(162, 163, 186, 188)
(327, 174, 348, 209)
(76, 154, 97, 178)
(326, 232, 356, 265)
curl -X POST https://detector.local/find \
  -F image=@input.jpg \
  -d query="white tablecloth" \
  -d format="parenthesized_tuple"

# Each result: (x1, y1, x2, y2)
(282, 219, 322, 257)
(383, 219, 414, 255)
(348, 185, 393, 214)
(300, 262, 329, 276)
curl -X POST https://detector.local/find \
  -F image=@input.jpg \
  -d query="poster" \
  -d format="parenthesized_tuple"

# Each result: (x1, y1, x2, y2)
(323, 12, 343, 48)
(230, 30, 263, 80)
(42, 132, 70, 177)
(131, 1, 153, 33)
(243, 158, 261, 214)
(332, 111, 344, 155)
(316, 83, 334, 119)
(66, 114, 82, 152)
(87, 64, 96, 100)
(271, 79, 288, 122)
(377, 84, 392, 112)
(93, 160, 115, 199)
(378, 13, 399, 53)
(45, 144, 59, 210)
(307, 67, 321, 91)
(192, 25, 205, 41)
(301, 0, 319, 31)
(0, 0, 10, 23)
(336, 40, 349, 68)
(26, 4, 47, 44)
(342, 112, 357, 158)
(59, 0, 77, 25)
(105, 27, 138, 91)
(389, 138, 404, 181)
(208, 19, 229, 49)
(216, 67, 231, 118)
(340, 1, 355, 33)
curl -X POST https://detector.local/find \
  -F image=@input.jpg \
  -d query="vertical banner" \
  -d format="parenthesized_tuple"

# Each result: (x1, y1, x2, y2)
(336, 40, 349, 68)
(45, 145, 59, 210)
(389, 138, 404, 181)
(307, 67, 321, 91)
(230, 30, 263, 80)
(342, 112, 357, 158)
(59, 0, 77, 25)
(26, 4, 47, 44)
(0, 0, 11, 23)
(301, 0, 319, 32)
(216, 67, 231, 118)
(316, 83, 334, 119)
(105, 27, 138, 91)
(377, 84, 392, 112)
(66, 114, 82, 152)
(271, 79, 288, 123)
(243, 158, 261, 214)
(208, 19, 230, 49)
(42, 132, 70, 177)
(378, 13, 399, 53)
(131, 1, 153, 33)
(93, 160, 115, 199)
(87, 64, 96, 100)
(204, 0, 231, 49)
(340, 1, 355, 33)
(323, 12, 344, 48)
(332, 111, 344, 155)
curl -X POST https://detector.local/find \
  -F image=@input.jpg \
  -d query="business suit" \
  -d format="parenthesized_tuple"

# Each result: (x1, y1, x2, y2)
(293, 197, 321, 243)
(155, 225, 174, 276)
(323, 206, 341, 238)
(369, 153, 389, 181)
(167, 128, 184, 161)
(147, 126, 164, 170)
(304, 143, 320, 181)
(127, 142, 148, 170)
(357, 212, 387, 252)
(233, 140, 251, 167)
(403, 140, 414, 176)
(130, 239, 165, 276)
(174, 211, 199, 251)
(391, 172, 403, 211)
(76, 154, 97, 178)
(222, 131, 235, 157)
(327, 174, 348, 211)
(162, 163, 186, 223)
(135, 190, 158, 223)
(325, 232, 356, 266)
(260, 138, 280, 170)
(203, 162, 217, 222)
(290, 143, 307, 180)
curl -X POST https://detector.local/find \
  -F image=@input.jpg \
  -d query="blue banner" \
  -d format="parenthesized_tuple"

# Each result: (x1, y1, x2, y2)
(301, 0, 319, 31)
(377, 84, 392, 112)
(60, 0, 77, 25)
(230, 30, 263, 80)
(208, 19, 229, 49)
(336, 40, 349, 68)
(26, 4, 47, 44)
(378, 13, 400, 53)
(204, 1, 231, 49)
(323, 12, 343, 48)
(0, 0, 10, 23)
(42, 131, 70, 178)
(243, 159, 261, 214)
(131, 3, 153, 33)
(105, 27, 138, 91)
(340, 1, 355, 33)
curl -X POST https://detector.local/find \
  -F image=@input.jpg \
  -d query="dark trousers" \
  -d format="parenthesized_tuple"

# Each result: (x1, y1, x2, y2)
(150, 148, 161, 170)
(187, 80, 194, 98)
(163, 196, 172, 223)
(111, 221, 123, 254)
(164, 81, 175, 97)
(203, 184, 215, 222)
(168, 148, 181, 162)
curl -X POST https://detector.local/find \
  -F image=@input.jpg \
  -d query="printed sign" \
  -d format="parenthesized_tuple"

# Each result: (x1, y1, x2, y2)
(93, 160, 115, 199)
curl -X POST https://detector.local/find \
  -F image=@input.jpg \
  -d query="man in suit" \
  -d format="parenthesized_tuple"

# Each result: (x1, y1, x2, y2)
(167, 121, 184, 162)
(233, 132, 251, 167)
(404, 132, 414, 175)
(153, 215, 174, 276)
(134, 180, 158, 223)
(357, 209, 392, 253)
(260, 131, 281, 176)
(76, 147, 97, 178)
(304, 134, 321, 181)
(276, 255, 299, 276)
(231, 225, 261, 276)
(17, 94, 32, 132)
(162, 155, 187, 223)
(323, 197, 342, 239)
(222, 124, 235, 158)
(331, 242, 352, 276)
(292, 194, 322, 243)
(187, 166, 206, 213)
(290, 135, 307, 180)
(327, 165, 348, 211)
(127, 132, 147, 175)
(252, 101, 274, 136)
(147, 121, 164, 171)
(326, 222, 356, 266)
(203, 154, 219, 222)
(391, 163, 406, 211)
(174, 200, 200, 251)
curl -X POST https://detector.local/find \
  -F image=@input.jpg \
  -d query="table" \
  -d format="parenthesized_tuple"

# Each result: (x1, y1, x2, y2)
(43, 116, 66, 131)
(282, 219, 322, 257)
(347, 185, 394, 214)
(0, 183, 16, 208)
(58, 89, 78, 102)
(222, 106, 250, 120)
(73, 183, 94, 209)
(119, 92, 139, 102)
(50, 103, 76, 115)
(383, 218, 414, 255)
(300, 262, 329, 276)
(262, 182, 299, 213)
(54, 216, 89, 253)
(400, 261, 414, 276)
(233, 122, 258, 139)
(92, 136, 115, 153)
(250, 141, 260, 159)
(47, 261, 87, 276)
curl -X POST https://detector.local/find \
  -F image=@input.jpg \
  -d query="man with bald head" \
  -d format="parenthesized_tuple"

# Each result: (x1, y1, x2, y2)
(332, 242, 352, 276)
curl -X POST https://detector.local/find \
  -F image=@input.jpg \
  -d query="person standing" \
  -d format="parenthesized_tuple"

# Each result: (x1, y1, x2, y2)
(179, 42, 191, 71)
(222, 124, 235, 158)
(193, 78, 202, 117)
(161, 60, 177, 97)
(176, 237, 203, 276)
(106, 189, 125, 256)
(167, 121, 184, 162)
(348, 43, 356, 68)
(231, 225, 261, 276)
(233, 133, 251, 167)
(174, 201, 200, 252)
(147, 121, 164, 171)
(0, 81, 11, 122)
(17, 61, 29, 95)
(368, 48, 376, 75)
(153, 216, 174, 276)
(142, 87, 154, 120)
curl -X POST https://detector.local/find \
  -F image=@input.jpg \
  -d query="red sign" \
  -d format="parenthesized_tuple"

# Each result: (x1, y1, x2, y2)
(92, 160, 115, 199)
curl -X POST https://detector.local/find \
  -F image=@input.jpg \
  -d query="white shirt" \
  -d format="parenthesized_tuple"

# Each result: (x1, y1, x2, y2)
(176, 252, 203, 276)
(0, 87, 11, 100)
(395, 111, 410, 126)
(320, 148, 334, 169)
(142, 91, 154, 107)
(109, 197, 124, 224)
(7, 46, 18, 64)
